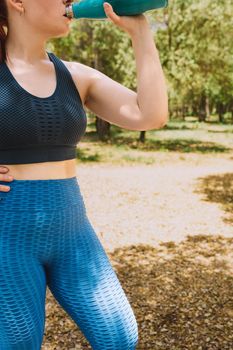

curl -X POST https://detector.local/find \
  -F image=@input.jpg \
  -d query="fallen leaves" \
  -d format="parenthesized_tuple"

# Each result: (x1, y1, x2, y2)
(42, 234, 233, 349)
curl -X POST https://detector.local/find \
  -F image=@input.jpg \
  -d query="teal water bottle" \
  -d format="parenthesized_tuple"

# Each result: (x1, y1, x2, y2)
(64, 0, 168, 20)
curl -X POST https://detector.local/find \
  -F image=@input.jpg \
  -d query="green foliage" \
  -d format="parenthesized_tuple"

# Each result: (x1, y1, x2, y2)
(154, 0, 233, 116)
(47, 0, 232, 122)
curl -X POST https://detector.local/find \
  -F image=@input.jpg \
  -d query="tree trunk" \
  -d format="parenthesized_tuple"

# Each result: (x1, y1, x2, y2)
(139, 131, 146, 143)
(192, 104, 199, 120)
(181, 106, 186, 121)
(217, 102, 224, 123)
(198, 95, 207, 122)
(95, 117, 111, 141)
(205, 96, 210, 120)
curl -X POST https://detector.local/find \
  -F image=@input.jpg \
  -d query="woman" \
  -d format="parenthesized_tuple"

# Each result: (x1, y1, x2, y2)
(0, 0, 168, 348)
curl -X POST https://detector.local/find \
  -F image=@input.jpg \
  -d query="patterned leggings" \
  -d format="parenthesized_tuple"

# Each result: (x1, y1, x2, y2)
(0, 177, 138, 349)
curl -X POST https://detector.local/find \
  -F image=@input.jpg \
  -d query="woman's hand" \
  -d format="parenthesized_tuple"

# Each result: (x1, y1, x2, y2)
(103, 2, 149, 37)
(0, 166, 13, 192)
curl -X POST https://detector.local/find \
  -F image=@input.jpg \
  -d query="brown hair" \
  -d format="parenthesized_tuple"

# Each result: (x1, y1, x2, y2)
(0, 0, 8, 63)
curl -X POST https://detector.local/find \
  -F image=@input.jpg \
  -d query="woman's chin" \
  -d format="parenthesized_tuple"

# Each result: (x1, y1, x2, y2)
(52, 28, 71, 39)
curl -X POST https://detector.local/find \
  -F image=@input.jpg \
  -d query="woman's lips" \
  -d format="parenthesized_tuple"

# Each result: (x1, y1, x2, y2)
(63, 14, 72, 21)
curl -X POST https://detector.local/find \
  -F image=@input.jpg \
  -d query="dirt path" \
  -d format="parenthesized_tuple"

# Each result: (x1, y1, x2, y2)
(75, 152, 233, 252)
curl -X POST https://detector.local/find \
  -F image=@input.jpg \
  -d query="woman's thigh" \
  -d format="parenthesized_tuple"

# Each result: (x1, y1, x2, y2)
(46, 212, 139, 350)
(0, 211, 47, 350)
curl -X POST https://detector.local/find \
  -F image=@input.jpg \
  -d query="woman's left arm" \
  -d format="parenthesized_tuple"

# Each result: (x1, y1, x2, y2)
(83, 2, 169, 131)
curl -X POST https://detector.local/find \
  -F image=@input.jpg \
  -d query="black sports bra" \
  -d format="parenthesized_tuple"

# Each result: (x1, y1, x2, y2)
(0, 51, 87, 164)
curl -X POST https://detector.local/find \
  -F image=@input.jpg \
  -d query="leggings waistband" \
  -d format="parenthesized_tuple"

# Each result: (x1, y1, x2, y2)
(0, 176, 85, 211)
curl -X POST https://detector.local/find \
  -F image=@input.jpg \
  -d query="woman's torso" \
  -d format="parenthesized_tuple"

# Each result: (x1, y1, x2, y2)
(1, 57, 89, 180)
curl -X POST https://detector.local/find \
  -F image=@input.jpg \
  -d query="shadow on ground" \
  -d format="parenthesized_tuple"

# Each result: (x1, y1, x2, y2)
(111, 137, 230, 153)
(42, 235, 233, 350)
(195, 172, 233, 224)
(80, 133, 230, 155)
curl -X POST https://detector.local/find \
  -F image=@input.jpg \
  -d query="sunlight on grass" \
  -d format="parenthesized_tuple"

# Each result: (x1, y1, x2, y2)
(76, 121, 233, 165)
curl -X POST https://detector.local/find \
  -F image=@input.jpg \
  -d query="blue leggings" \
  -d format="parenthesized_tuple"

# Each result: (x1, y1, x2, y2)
(0, 177, 138, 350)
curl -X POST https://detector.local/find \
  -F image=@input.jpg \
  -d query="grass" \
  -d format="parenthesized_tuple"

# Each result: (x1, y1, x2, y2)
(76, 120, 233, 165)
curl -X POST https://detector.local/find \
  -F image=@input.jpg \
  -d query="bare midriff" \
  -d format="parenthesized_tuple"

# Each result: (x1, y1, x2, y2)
(4, 159, 77, 180)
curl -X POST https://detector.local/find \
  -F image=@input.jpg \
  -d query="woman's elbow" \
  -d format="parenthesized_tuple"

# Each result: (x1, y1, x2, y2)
(142, 112, 169, 131)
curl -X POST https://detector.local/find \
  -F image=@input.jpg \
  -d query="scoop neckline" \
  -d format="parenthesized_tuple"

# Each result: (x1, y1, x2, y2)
(3, 51, 59, 100)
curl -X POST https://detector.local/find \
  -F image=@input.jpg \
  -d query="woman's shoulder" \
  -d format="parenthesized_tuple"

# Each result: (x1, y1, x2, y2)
(60, 59, 91, 107)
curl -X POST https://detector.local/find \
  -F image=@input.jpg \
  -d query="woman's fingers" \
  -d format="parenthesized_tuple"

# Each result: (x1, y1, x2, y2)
(0, 167, 13, 192)
(0, 185, 11, 192)
(0, 166, 9, 173)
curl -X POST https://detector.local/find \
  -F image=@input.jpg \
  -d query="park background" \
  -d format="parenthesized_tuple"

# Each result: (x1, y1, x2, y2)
(42, 0, 233, 349)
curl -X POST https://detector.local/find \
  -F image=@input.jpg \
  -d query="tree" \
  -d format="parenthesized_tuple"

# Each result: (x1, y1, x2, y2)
(154, 0, 233, 122)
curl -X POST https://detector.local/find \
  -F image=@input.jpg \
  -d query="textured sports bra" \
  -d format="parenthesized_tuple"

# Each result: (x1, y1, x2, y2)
(0, 51, 87, 164)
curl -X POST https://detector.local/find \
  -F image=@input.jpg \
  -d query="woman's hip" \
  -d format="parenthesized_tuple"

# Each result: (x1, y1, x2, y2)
(0, 176, 86, 212)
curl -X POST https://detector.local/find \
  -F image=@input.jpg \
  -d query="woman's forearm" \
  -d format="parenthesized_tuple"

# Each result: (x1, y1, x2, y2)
(130, 23, 169, 129)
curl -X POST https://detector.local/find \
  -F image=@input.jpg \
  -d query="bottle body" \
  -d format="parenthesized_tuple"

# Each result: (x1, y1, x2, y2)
(65, 0, 168, 20)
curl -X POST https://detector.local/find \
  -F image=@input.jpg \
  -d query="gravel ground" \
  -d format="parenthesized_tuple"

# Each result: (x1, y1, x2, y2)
(75, 152, 233, 252)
